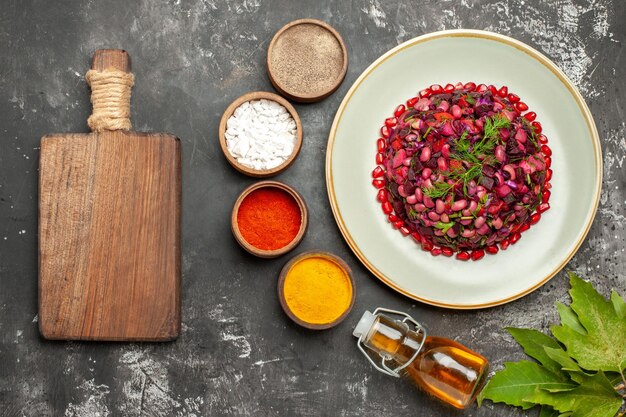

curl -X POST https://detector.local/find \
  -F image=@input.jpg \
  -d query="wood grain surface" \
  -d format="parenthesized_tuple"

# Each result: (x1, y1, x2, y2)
(38, 50, 181, 341)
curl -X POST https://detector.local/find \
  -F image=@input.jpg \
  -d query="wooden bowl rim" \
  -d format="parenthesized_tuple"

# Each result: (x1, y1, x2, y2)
(231, 180, 308, 258)
(218, 91, 303, 177)
(277, 250, 355, 330)
(267, 18, 348, 103)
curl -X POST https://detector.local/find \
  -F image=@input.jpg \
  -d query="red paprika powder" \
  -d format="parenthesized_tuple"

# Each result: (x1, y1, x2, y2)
(237, 187, 302, 250)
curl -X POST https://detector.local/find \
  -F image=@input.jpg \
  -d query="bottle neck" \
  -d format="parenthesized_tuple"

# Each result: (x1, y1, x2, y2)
(362, 315, 425, 367)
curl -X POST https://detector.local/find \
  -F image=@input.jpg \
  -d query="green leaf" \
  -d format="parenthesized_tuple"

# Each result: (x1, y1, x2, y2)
(539, 406, 560, 417)
(607, 372, 624, 386)
(543, 347, 587, 384)
(478, 361, 576, 409)
(543, 347, 583, 374)
(479, 274, 626, 416)
(506, 328, 563, 373)
(611, 290, 626, 319)
(556, 302, 586, 335)
(551, 273, 626, 373)
(536, 372, 622, 417)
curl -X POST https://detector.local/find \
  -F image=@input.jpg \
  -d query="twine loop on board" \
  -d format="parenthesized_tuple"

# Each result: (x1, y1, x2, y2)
(85, 69, 134, 132)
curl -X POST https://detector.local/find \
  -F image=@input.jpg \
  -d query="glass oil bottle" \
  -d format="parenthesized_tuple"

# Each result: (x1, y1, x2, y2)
(352, 308, 489, 409)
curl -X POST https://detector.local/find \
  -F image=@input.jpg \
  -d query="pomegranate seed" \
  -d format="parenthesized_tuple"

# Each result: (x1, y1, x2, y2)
(520, 223, 530, 232)
(523, 111, 537, 122)
(544, 156, 552, 168)
(400, 226, 411, 236)
(539, 134, 549, 144)
(419, 88, 431, 98)
(456, 251, 470, 261)
(471, 249, 485, 261)
(430, 84, 443, 94)
(531, 212, 541, 225)
(441, 247, 454, 257)
(385, 117, 397, 128)
(500, 239, 511, 250)
(487, 85, 497, 95)
(486, 245, 499, 254)
(394, 220, 404, 229)
(497, 86, 508, 97)
(545, 182, 552, 190)
(510, 233, 521, 244)
(372, 179, 385, 189)
(372, 166, 384, 178)
(476, 84, 488, 92)
(542, 189, 551, 203)
(381, 125, 390, 138)
(454, 82, 464, 90)
(444, 83, 455, 93)
(377, 138, 385, 152)
(546, 169, 553, 181)
(407, 96, 419, 107)
(464, 82, 476, 91)
(376, 152, 384, 164)
(541, 144, 552, 157)
(507, 93, 520, 103)
(377, 189, 387, 202)
(411, 232, 422, 243)
(431, 247, 443, 256)
(538, 202, 550, 213)
(382, 201, 393, 214)
(394, 104, 406, 118)
(388, 214, 399, 222)
(531, 121, 542, 134)
(421, 241, 434, 252)
(516, 101, 529, 112)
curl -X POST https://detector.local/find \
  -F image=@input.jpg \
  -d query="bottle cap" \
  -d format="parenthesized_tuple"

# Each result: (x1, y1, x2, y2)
(352, 310, 376, 338)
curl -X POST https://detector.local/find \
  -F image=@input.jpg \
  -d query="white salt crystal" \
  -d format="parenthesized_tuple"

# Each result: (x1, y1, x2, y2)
(225, 99, 297, 171)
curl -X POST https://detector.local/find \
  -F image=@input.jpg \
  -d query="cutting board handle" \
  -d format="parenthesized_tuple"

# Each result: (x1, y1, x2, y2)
(87, 49, 133, 132)
(92, 49, 131, 73)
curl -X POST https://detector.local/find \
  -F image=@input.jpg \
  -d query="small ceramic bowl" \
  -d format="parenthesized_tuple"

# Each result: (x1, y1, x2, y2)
(278, 251, 355, 330)
(267, 19, 348, 103)
(231, 180, 308, 258)
(219, 91, 303, 177)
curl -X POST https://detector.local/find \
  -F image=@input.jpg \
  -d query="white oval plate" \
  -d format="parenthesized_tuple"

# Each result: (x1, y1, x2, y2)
(326, 30, 601, 309)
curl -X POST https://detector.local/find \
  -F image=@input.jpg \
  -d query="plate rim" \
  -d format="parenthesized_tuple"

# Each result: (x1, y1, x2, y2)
(325, 29, 602, 309)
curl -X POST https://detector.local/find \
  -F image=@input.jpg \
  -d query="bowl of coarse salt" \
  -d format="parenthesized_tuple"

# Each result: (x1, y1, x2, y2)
(219, 91, 303, 177)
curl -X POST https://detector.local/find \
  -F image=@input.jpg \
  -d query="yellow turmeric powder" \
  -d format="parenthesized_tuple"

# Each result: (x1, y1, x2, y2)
(283, 256, 353, 325)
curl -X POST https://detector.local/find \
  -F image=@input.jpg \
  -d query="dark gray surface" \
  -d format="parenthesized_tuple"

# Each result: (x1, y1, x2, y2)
(1, 0, 624, 416)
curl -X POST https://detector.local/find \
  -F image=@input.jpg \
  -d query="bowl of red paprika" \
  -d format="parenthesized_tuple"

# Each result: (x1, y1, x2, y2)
(231, 180, 308, 258)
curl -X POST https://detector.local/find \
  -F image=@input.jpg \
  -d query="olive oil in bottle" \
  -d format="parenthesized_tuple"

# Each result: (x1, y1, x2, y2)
(353, 308, 489, 409)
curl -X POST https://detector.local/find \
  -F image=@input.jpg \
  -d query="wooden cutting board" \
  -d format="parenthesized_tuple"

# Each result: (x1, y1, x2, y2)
(39, 50, 181, 341)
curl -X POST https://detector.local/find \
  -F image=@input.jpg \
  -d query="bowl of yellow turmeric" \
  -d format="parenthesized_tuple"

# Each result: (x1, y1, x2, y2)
(278, 251, 355, 330)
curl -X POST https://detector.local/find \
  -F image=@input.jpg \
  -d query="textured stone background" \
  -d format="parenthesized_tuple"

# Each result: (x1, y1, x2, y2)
(0, 0, 624, 416)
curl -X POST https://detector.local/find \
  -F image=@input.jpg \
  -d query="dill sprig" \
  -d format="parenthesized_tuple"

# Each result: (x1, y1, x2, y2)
(482, 113, 510, 141)
(450, 131, 479, 164)
(423, 181, 454, 199)
(471, 113, 510, 157)
(423, 114, 510, 199)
